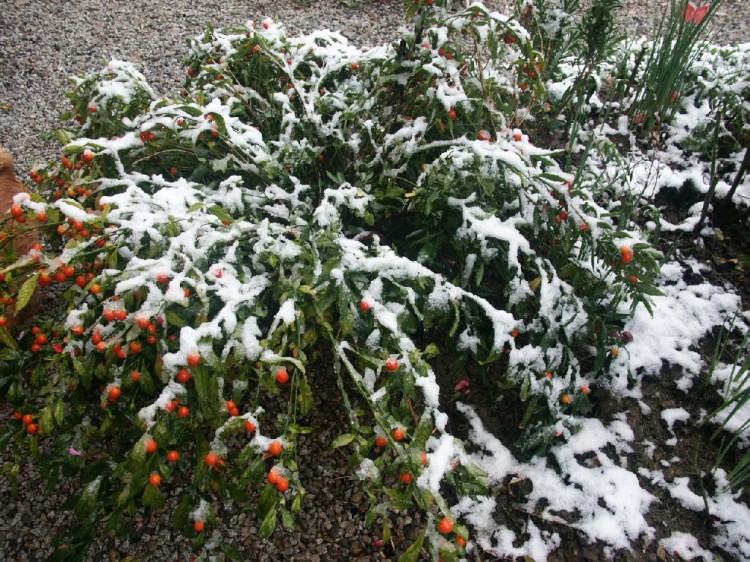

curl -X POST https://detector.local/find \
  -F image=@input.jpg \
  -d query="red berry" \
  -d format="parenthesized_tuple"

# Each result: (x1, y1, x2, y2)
(437, 517, 454, 534)
(449, 108, 457, 120)
(276, 476, 289, 492)
(149, 473, 162, 486)
(27, 423, 39, 434)
(145, 439, 158, 454)
(107, 386, 121, 402)
(187, 352, 201, 367)
(178, 406, 190, 418)
(167, 450, 179, 463)
(205, 452, 220, 467)
(385, 358, 399, 372)
(244, 420, 257, 432)
(268, 441, 283, 456)
(400, 472, 413, 484)
(359, 299, 371, 312)
(176, 369, 191, 384)
(477, 129, 491, 141)
(267, 468, 280, 484)
(392, 428, 405, 441)
(131, 371, 140, 383)
(375, 436, 387, 448)
(275, 368, 289, 384)
(22, 414, 34, 425)
(193, 520, 205, 533)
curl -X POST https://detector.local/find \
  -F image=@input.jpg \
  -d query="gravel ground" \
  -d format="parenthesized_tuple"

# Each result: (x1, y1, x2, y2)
(1, 1, 749, 561)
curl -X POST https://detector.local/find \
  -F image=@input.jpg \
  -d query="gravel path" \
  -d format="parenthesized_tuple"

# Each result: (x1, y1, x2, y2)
(1, 1, 749, 561)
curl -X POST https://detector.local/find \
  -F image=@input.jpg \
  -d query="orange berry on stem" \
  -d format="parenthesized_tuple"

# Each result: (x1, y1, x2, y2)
(107, 386, 121, 402)
(276, 476, 290, 493)
(437, 517, 454, 534)
(268, 440, 283, 456)
(275, 368, 289, 384)
(145, 439, 158, 454)
(267, 468, 280, 484)
(167, 450, 179, 463)
(204, 452, 220, 467)
(392, 428, 405, 441)
(149, 473, 162, 486)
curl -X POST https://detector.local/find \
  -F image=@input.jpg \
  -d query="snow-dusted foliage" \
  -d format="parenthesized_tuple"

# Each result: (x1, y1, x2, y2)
(11, 1, 750, 560)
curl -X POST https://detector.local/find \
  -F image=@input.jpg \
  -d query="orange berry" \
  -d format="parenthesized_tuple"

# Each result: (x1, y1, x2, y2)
(385, 358, 399, 372)
(268, 441, 283, 456)
(560, 394, 572, 405)
(167, 450, 180, 463)
(27, 423, 39, 434)
(187, 352, 201, 367)
(392, 428, 405, 441)
(176, 369, 191, 384)
(275, 368, 289, 384)
(22, 414, 34, 425)
(149, 473, 162, 486)
(244, 420, 257, 432)
(131, 371, 140, 383)
(107, 386, 121, 402)
(145, 439, 158, 454)
(204, 452, 220, 467)
(193, 520, 205, 533)
(276, 476, 290, 492)
(267, 468, 281, 484)
(610, 346, 620, 358)
(177, 406, 190, 418)
(375, 436, 387, 448)
(400, 472, 413, 484)
(437, 517, 454, 534)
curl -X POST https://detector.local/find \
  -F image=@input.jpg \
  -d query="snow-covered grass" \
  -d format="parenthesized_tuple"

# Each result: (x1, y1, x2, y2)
(1, 0, 749, 560)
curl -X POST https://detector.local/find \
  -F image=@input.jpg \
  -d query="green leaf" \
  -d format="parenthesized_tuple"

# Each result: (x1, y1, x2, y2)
(75, 476, 102, 518)
(258, 504, 277, 539)
(398, 529, 425, 562)
(14, 273, 38, 314)
(331, 433, 356, 448)
(142, 483, 166, 508)
(280, 506, 295, 530)
(209, 205, 234, 223)
(0, 327, 18, 350)
(220, 543, 243, 560)
(172, 497, 192, 531)
(166, 310, 186, 328)
(297, 375, 313, 415)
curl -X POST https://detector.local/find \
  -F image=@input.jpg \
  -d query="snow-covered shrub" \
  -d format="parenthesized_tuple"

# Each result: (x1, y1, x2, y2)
(0, 1, 662, 558)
